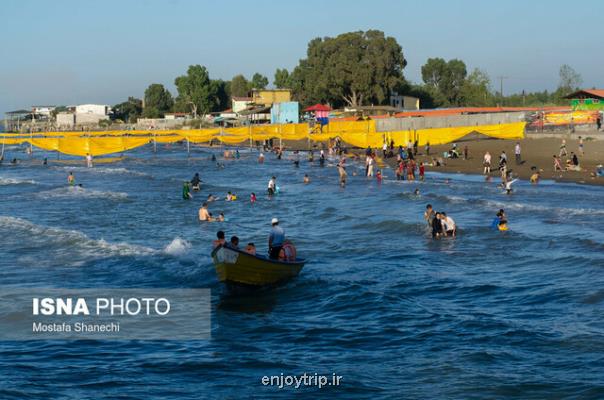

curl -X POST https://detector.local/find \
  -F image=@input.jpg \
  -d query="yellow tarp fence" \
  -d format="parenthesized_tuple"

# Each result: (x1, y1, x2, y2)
(0, 121, 525, 156)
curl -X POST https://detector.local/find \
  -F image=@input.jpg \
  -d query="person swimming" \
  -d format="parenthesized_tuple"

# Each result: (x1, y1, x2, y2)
(250, 193, 257, 203)
(211, 154, 216, 161)
(68, 172, 75, 186)
(207, 194, 218, 202)
(304, 174, 310, 184)
(258, 153, 265, 163)
(217, 213, 225, 222)
(226, 191, 237, 201)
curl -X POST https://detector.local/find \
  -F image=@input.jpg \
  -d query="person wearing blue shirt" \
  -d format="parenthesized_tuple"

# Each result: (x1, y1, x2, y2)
(268, 218, 285, 260)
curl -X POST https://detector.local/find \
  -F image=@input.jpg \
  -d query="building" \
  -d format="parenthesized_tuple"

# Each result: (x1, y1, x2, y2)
(164, 112, 190, 120)
(75, 104, 110, 116)
(31, 105, 56, 117)
(271, 102, 299, 124)
(251, 89, 291, 106)
(232, 97, 253, 114)
(389, 92, 420, 110)
(56, 112, 76, 129)
(564, 89, 604, 111)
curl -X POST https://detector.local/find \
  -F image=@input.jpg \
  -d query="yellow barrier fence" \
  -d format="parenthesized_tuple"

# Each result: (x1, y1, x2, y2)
(0, 121, 525, 157)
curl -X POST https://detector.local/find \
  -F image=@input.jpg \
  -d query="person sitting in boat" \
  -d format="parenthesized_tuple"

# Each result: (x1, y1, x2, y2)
(278, 240, 297, 262)
(268, 218, 285, 260)
(191, 173, 201, 191)
(245, 242, 256, 255)
(213, 231, 226, 248)
(226, 236, 239, 249)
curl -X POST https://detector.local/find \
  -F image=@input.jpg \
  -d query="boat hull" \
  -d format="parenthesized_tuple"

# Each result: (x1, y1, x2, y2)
(211, 245, 305, 287)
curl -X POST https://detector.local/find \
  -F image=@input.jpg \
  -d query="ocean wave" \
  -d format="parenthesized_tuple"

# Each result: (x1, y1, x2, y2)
(53, 166, 150, 177)
(0, 216, 156, 258)
(0, 177, 36, 185)
(163, 237, 191, 255)
(34, 186, 128, 200)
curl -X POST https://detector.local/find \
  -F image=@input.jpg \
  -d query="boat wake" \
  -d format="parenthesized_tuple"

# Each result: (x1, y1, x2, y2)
(0, 177, 37, 185)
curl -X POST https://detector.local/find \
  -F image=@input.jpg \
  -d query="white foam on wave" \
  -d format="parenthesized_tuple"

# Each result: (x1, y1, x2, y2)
(163, 237, 191, 255)
(483, 199, 604, 216)
(35, 186, 128, 200)
(0, 216, 156, 258)
(0, 177, 36, 185)
(53, 166, 150, 177)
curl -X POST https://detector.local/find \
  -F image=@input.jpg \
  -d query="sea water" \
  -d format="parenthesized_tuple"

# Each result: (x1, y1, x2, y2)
(0, 144, 603, 399)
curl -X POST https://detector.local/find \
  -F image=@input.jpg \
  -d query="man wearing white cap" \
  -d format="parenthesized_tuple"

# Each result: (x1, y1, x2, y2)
(268, 218, 285, 259)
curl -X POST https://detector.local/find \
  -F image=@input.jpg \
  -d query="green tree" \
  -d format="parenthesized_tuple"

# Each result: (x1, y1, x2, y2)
(230, 74, 250, 97)
(112, 97, 143, 123)
(212, 79, 231, 111)
(174, 65, 219, 117)
(556, 64, 582, 97)
(421, 58, 467, 106)
(143, 84, 173, 118)
(250, 73, 269, 90)
(460, 69, 493, 106)
(274, 68, 291, 88)
(290, 30, 407, 107)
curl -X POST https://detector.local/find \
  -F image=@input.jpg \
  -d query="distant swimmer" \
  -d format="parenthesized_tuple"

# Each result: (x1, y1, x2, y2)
(308, 151, 314, 162)
(414, 188, 420, 196)
(304, 174, 310, 184)
(258, 153, 265, 163)
(441, 212, 456, 237)
(492, 209, 508, 231)
(191, 173, 201, 191)
(319, 150, 325, 167)
(530, 171, 540, 184)
(293, 151, 300, 167)
(235, 149, 240, 159)
(217, 213, 225, 222)
(376, 169, 383, 183)
(505, 178, 518, 195)
(337, 158, 347, 187)
(216, 162, 225, 169)
(86, 153, 93, 168)
(250, 192, 257, 203)
(68, 172, 75, 186)
(207, 194, 218, 202)
(183, 181, 193, 200)
(267, 176, 277, 196)
(199, 202, 213, 222)
(43, 158, 48, 165)
(226, 191, 237, 201)
(211, 154, 216, 161)
(424, 204, 435, 227)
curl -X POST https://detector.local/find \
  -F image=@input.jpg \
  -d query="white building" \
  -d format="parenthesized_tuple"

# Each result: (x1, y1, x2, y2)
(389, 92, 420, 110)
(32, 106, 56, 117)
(75, 104, 110, 116)
(232, 97, 253, 114)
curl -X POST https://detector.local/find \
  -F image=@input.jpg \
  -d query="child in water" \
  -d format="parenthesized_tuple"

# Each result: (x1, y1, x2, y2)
(376, 169, 382, 183)
(304, 174, 310, 184)
(250, 193, 257, 203)
(68, 172, 75, 186)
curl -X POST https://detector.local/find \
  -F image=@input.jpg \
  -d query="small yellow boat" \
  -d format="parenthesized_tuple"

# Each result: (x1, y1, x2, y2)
(211, 245, 305, 288)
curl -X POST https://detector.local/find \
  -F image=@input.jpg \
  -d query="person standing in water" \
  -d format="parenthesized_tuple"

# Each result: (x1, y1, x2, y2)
(267, 176, 277, 196)
(85, 153, 93, 168)
(183, 181, 192, 200)
(337, 157, 347, 187)
(68, 172, 75, 186)
(514, 142, 522, 165)
(424, 204, 435, 227)
(304, 174, 310, 184)
(250, 193, 257, 203)
(483, 151, 492, 175)
(191, 173, 201, 191)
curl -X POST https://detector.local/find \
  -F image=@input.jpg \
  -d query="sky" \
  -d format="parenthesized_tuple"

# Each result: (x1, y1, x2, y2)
(1, 0, 603, 116)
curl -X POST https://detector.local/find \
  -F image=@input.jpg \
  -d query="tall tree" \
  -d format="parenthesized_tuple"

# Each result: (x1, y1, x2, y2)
(250, 73, 269, 90)
(290, 30, 407, 107)
(460, 69, 492, 106)
(174, 65, 219, 118)
(557, 64, 582, 96)
(212, 79, 231, 111)
(230, 74, 250, 97)
(421, 58, 467, 106)
(143, 84, 173, 118)
(274, 68, 291, 88)
(113, 97, 143, 122)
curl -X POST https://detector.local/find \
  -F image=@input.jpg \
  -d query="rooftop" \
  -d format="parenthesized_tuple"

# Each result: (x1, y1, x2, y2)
(564, 89, 604, 99)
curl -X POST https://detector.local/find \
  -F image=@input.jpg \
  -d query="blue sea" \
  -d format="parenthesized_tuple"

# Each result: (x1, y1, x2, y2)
(1, 143, 603, 399)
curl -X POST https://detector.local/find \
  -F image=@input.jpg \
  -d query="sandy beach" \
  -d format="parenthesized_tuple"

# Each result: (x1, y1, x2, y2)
(383, 132, 604, 185)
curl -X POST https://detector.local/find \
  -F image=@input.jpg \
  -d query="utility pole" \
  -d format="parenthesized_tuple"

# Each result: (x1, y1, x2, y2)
(496, 76, 508, 106)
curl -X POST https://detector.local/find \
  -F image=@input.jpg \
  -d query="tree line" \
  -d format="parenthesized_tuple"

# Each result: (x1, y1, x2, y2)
(113, 30, 583, 123)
